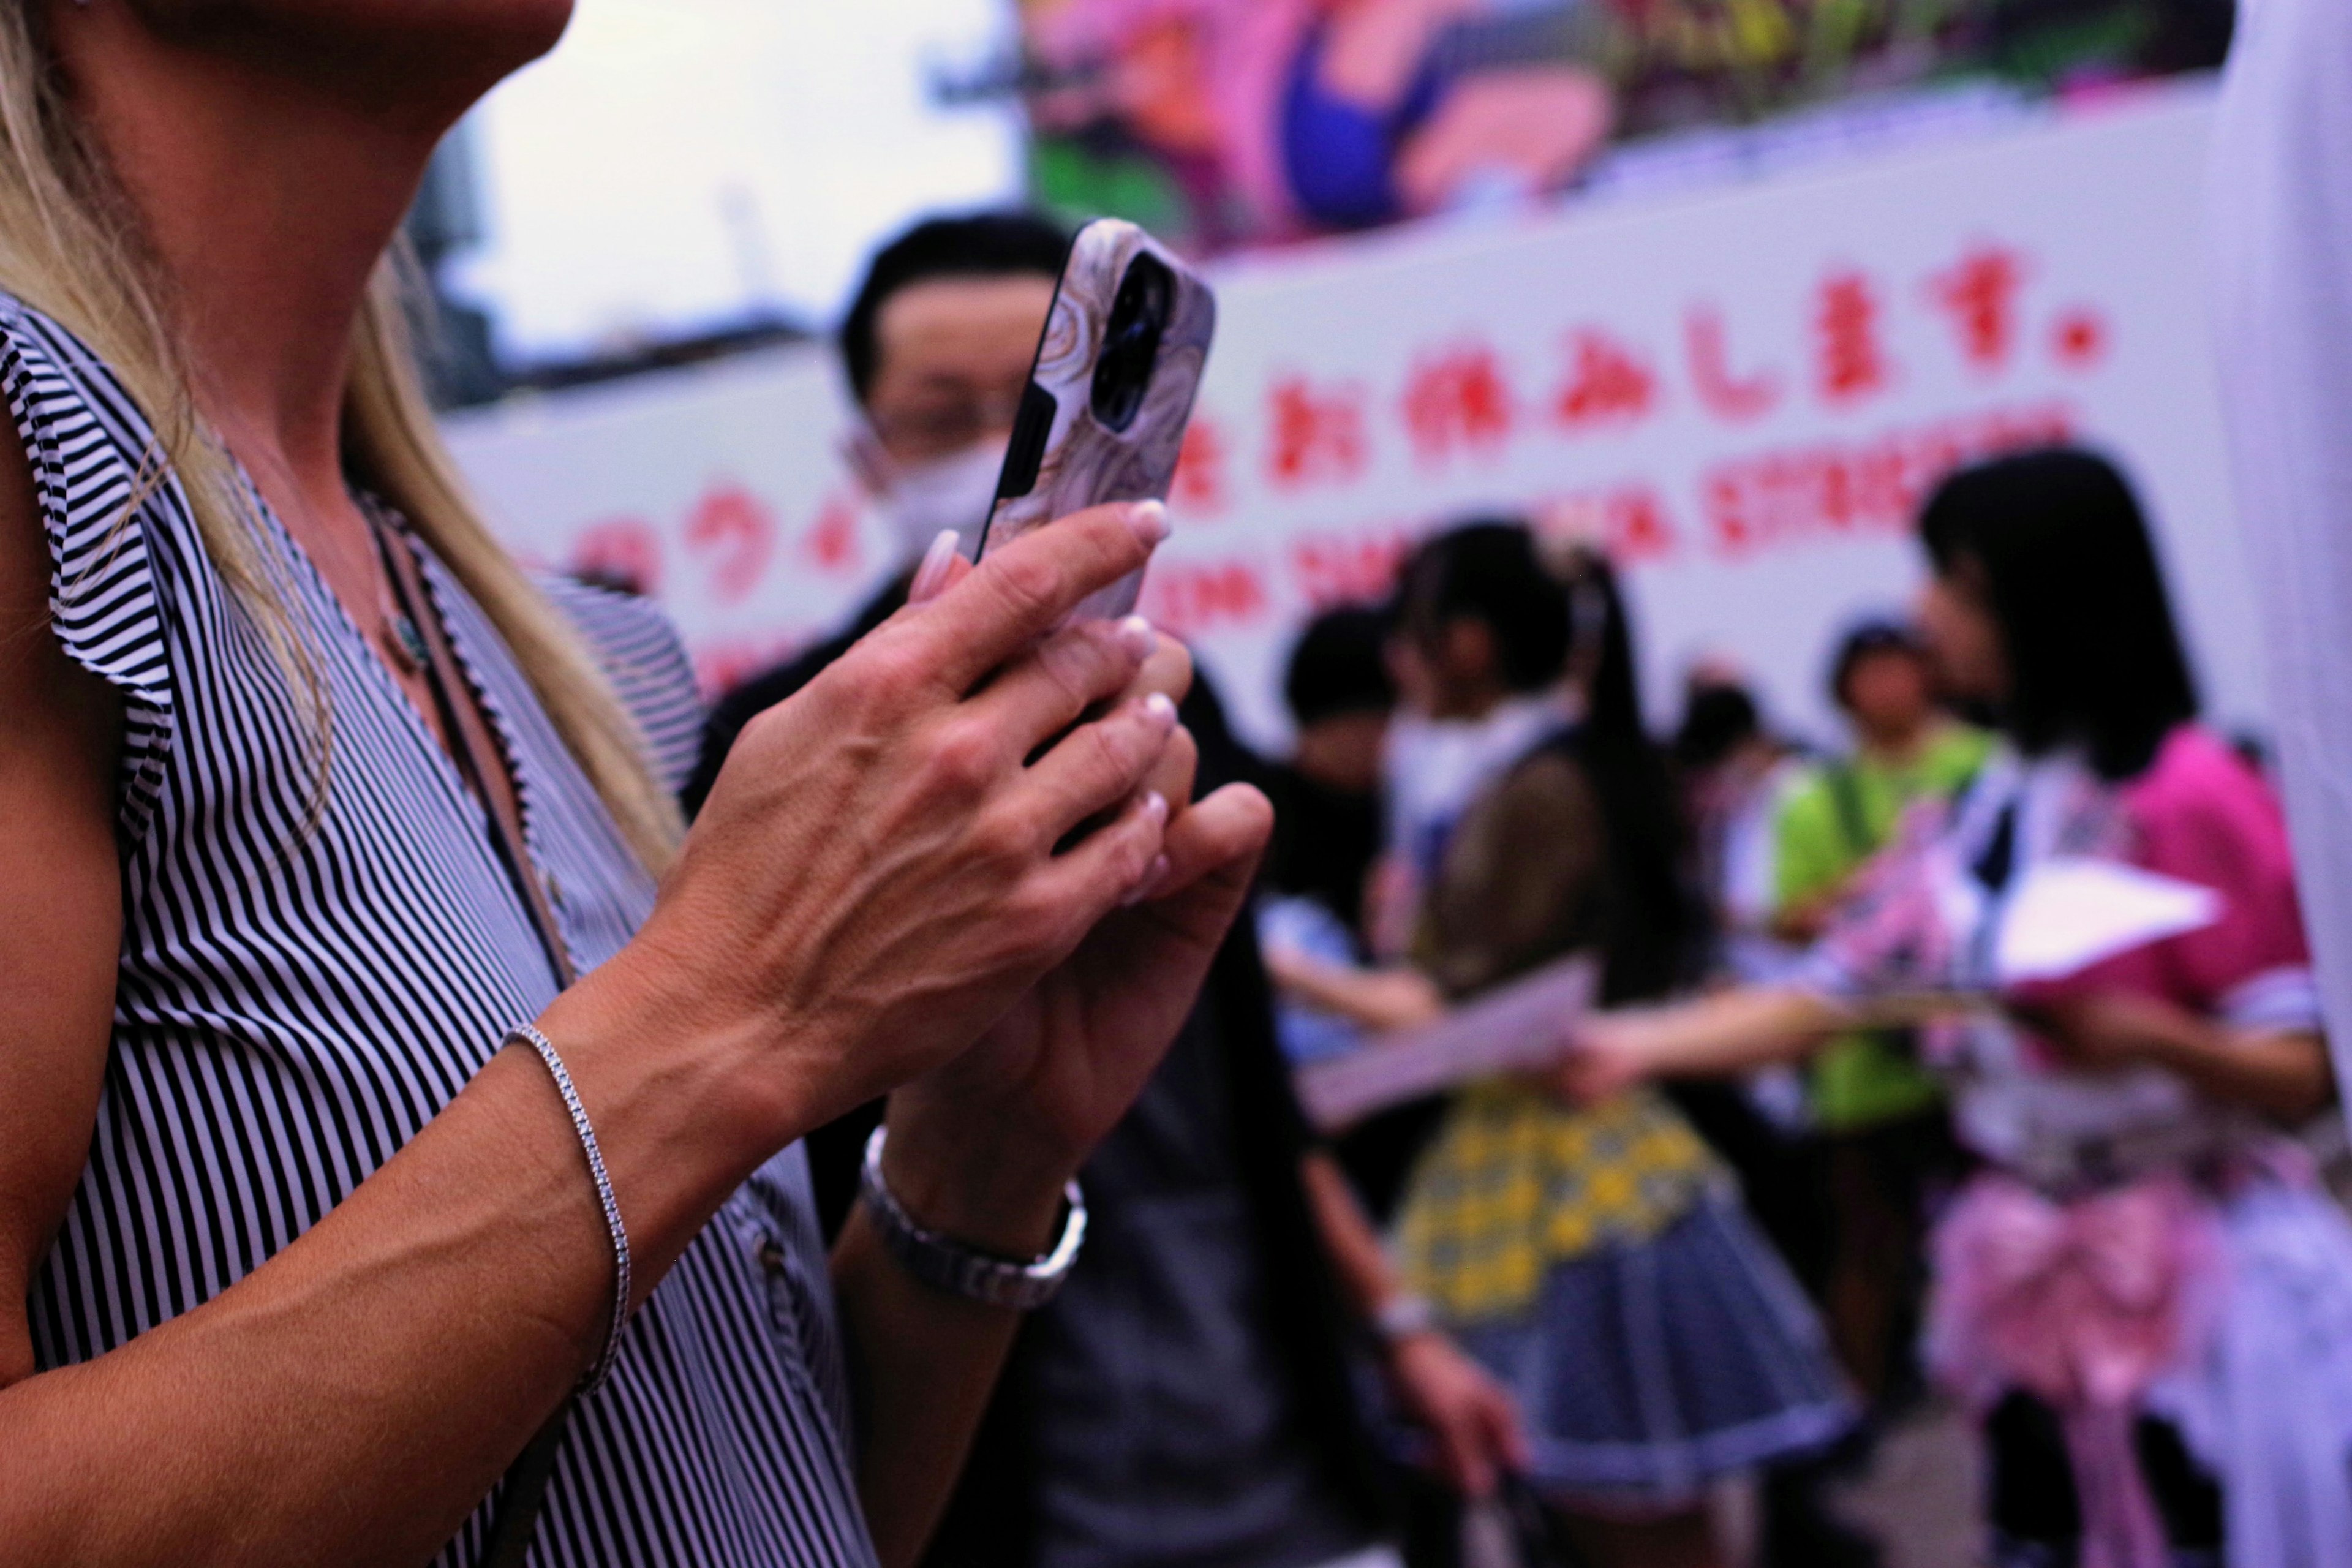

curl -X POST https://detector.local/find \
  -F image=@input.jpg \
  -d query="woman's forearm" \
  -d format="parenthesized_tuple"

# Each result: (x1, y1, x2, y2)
(0, 993, 801, 1568)
(832, 1117, 1069, 1568)
(1604, 986, 1851, 1079)
(1300, 1150, 1397, 1318)
(1269, 949, 1445, 1032)
(2142, 1022, 2337, 1123)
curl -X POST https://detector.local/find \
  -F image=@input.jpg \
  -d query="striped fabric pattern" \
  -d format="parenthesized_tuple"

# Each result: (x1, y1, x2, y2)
(5, 294, 877, 1567)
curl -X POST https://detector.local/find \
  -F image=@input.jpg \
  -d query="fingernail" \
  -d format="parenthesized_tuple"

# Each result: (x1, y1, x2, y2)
(910, 528, 960, 601)
(1121, 852, 1173, 908)
(1142, 691, 1178, 731)
(1113, 613, 1157, 662)
(1142, 790, 1170, 824)
(1128, 499, 1170, 547)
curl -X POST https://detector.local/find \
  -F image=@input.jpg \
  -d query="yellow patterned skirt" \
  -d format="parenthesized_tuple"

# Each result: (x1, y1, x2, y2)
(1395, 1080, 1727, 1324)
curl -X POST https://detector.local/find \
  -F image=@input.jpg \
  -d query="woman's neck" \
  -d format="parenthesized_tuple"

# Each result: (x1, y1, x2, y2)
(52, 7, 479, 515)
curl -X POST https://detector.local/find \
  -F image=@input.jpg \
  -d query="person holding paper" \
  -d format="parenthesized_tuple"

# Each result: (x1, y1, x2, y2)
(1281, 522, 1850, 1568)
(1567, 449, 2352, 1568)
(1769, 621, 1987, 1407)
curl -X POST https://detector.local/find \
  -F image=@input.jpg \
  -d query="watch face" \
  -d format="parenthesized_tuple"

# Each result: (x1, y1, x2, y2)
(858, 1127, 1086, 1310)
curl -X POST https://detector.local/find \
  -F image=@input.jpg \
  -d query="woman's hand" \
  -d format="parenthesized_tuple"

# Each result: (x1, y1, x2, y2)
(548, 501, 1185, 1209)
(1553, 1009, 1653, 1106)
(1386, 1330, 1531, 1499)
(881, 753, 1275, 1251)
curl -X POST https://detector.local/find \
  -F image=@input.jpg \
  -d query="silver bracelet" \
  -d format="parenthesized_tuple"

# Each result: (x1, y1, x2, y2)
(509, 1023, 632, 1390)
(858, 1126, 1085, 1311)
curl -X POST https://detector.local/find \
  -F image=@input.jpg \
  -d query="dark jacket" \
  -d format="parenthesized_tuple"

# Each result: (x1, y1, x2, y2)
(684, 592, 1389, 1568)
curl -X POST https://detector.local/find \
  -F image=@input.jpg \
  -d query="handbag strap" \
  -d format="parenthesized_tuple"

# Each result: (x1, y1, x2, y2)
(367, 503, 578, 1567)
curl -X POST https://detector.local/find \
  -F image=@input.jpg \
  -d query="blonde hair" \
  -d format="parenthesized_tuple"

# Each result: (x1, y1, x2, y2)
(0, 9, 682, 874)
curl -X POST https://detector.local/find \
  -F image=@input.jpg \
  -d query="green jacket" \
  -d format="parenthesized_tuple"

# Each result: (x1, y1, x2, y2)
(1772, 725, 1991, 1131)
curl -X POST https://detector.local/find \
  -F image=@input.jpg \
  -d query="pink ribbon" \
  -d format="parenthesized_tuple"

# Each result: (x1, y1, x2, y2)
(1929, 1174, 2222, 1568)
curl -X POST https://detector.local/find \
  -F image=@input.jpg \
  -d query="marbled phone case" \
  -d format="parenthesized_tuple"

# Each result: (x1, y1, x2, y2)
(976, 219, 1216, 623)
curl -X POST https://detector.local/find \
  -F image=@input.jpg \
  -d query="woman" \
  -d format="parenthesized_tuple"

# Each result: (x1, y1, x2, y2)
(0, 6, 1270, 1567)
(1572, 449, 2352, 1568)
(1275, 523, 1849, 1568)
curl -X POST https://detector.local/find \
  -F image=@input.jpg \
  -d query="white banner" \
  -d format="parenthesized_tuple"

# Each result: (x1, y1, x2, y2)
(447, 78, 2259, 755)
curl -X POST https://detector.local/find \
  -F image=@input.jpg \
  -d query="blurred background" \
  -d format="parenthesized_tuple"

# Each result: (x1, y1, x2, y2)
(416, 10, 2324, 1566)
(423, 0, 2242, 753)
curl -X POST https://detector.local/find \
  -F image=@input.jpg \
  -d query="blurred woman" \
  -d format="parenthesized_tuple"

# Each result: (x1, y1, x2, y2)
(1572, 449, 2352, 1568)
(1278, 522, 1849, 1568)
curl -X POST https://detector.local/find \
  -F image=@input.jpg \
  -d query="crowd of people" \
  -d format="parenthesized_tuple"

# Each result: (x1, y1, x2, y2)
(667, 206, 2352, 1568)
(1249, 453, 2352, 1568)
(4, 7, 2352, 1568)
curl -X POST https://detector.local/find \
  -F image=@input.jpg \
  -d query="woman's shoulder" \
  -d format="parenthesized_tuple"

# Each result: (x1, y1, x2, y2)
(2121, 725, 2287, 848)
(537, 574, 706, 795)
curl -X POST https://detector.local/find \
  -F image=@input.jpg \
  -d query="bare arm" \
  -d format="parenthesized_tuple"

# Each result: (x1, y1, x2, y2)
(831, 1137, 1065, 1568)
(1265, 945, 1446, 1033)
(0, 492, 1200, 1566)
(1299, 1151, 1528, 1497)
(1561, 986, 1853, 1103)
(2013, 993, 2337, 1124)
(0, 433, 123, 1392)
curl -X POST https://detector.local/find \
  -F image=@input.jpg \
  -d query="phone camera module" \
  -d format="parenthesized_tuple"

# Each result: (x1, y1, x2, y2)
(1090, 253, 1173, 434)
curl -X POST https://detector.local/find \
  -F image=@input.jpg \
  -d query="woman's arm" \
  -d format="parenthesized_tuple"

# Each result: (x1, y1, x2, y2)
(2015, 993, 2337, 1123)
(0, 484, 1196, 1566)
(1559, 986, 1853, 1104)
(1264, 944, 1446, 1032)
(0, 435, 124, 1392)
(1298, 1152, 1528, 1498)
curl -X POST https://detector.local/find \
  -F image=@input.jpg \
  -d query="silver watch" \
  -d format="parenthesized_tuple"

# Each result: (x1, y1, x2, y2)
(859, 1126, 1087, 1310)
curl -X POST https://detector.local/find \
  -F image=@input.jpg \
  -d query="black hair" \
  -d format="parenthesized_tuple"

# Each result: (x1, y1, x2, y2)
(837, 211, 1072, 405)
(1556, 546, 1697, 1001)
(1396, 520, 1570, 692)
(1918, 447, 2197, 781)
(1284, 605, 1396, 727)
(1826, 618, 1927, 711)
(1671, 682, 1760, 773)
(1403, 521, 1694, 1001)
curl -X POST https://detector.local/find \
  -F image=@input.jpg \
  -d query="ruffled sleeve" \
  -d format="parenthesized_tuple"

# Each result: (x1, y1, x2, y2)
(0, 296, 178, 844)
(537, 573, 706, 797)
(2092, 728, 2322, 1031)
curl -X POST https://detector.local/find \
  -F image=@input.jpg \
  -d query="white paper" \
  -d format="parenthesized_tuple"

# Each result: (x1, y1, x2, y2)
(1993, 857, 2220, 985)
(1292, 956, 1600, 1133)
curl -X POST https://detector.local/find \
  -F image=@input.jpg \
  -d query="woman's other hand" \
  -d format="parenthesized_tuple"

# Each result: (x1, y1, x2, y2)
(882, 744, 1274, 1252)
(1553, 1010, 1650, 1106)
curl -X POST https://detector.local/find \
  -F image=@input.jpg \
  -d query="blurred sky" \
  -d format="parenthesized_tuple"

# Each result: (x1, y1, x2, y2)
(450, 0, 1025, 361)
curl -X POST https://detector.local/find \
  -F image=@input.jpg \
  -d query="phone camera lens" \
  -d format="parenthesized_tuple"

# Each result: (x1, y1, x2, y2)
(1091, 254, 1174, 433)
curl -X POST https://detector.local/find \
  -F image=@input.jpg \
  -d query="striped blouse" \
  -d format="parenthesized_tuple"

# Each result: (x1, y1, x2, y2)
(4, 295, 878, 1567)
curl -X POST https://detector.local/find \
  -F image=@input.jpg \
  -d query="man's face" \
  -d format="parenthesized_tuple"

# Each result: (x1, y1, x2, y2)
(1842, 647, 1934, 737)
(864, 274, 1058, 472)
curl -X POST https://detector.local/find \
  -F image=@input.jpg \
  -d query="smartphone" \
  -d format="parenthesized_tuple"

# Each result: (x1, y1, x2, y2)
(974, 219, 1218, 624)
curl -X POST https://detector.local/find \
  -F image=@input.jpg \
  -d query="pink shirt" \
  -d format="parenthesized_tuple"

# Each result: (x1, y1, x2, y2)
(1807, 726, 2320, 1175)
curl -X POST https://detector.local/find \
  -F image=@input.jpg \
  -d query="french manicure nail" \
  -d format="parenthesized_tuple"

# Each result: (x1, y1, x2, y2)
(1122, 852, 1174, 908)
(1142, 692, 1178, 731)
(1113, 613, 1158, 662)
(1128, 499, 1170, 547)
(910, 528, 960, 601)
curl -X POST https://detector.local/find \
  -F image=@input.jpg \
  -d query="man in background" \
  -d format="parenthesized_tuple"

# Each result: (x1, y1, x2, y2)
(690, 209, 1523, 1568)
(681, 212, 1064, 813)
